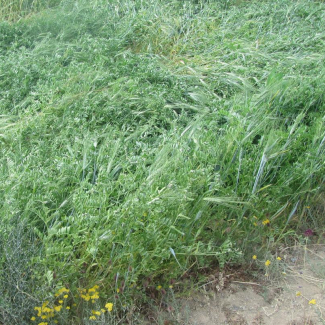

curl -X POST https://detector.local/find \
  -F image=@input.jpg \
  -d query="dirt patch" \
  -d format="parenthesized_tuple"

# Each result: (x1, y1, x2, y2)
(176, 245, 325, 325)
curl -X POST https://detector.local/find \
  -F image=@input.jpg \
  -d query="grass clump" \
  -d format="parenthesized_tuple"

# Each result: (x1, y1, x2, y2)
(0, 0, 325, 323)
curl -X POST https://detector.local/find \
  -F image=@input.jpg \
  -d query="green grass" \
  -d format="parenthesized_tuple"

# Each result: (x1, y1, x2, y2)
(0, 0, 325, 323)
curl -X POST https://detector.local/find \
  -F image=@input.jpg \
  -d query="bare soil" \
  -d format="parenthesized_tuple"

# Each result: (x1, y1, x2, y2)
(174, 245, 325, 325)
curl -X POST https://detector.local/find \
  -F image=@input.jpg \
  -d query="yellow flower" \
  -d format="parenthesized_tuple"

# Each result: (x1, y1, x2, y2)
(81, 294, 90, 301)
(88, 288, 96, 293)
(92, 310, 101, 315)
(309, 299, 316, 305)
(90, 294, 99, 299)
(56, 287, 69, 296)
(101, 309, 106, 313)
(296, 291, 301, 297)
(54, 305, 62, 312)
(89, 316, 96, 320)
(116, 288, 120, 293)
(66, 306, 70, 310)
(73, 303, 77, 307)
(252, 255, 257, 260)
(38, 323, 48, 325)
(105, 302, 113, 312)
(42, 301, 49, 308)
(262, 219, 270, 225)
(58, 300, 63, 304)
(31, 317, 36, 321)
(265, 260, 271, 266)
(169, 285, 173, 289)
(63, 295, 68, 299)
(42, 307, 53, 313)
(277, 257, 282, 261)
(157, 285, 162, 290)
(253, 222, 258, 226)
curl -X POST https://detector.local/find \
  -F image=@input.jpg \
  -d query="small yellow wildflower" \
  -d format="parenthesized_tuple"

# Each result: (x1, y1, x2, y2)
(277, 257, 282, 261)
(262, 219, 270, 225)
(90, 293, 99, 299)
(63, 295, 68, 299)
(296, 291, 301, 297)
(58, 300, 63, 304)
(55, 288, 69, 296)
(169, 285, 173, 289)
(31, 317, 36, 321)
(252, 255, 257, 260)
(92, 310, 101, 315)
(88, 288, 96, 293)
(105, 302, 113, 312)
(101, 309, 106, 313)
(41, 315, 48, 319)
(116, 288, 120, 293)
(73, 303, 77, 307)
(38, 323, 48, 325)
(81, 294, 91, 301)
(89, 315, 96, 320)
(43, 307, 53, 313)
(66, 306, 70, 310)
(306, 206, 310, 209)
(265, 260, 271, 266)
(157, 285, 162, 290)
(92, 300, 95, 303)
(54, 305, 62, 312)
(309, 299, 316, 305)
(253, 222, 258, 226)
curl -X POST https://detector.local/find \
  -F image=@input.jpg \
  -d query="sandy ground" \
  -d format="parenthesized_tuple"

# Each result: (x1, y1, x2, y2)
(176, 245, 325, 325)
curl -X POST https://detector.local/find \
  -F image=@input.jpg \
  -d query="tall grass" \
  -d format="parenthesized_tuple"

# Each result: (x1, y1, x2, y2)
(0, 0, 61, 21)
(0, 0, 325, 323)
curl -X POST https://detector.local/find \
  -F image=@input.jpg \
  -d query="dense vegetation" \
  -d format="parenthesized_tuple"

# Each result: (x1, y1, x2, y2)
(0, 0, 324, 323)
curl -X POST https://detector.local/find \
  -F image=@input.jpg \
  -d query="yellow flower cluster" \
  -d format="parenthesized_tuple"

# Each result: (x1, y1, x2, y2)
(79, 285, 100, 302)
(31, 288, 70, 324)
(31, 285, 114, 323)
(54, 287, 70, 297)
(33, 301, 55, 320)
(105, 302, 113, 312)
(88, 302, 113, 320)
